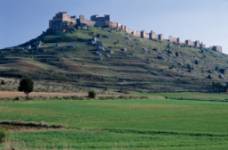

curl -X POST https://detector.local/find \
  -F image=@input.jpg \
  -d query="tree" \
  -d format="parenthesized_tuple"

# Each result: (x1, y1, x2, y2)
(88, 91, 96, 99)
(18, 78, 34, 98)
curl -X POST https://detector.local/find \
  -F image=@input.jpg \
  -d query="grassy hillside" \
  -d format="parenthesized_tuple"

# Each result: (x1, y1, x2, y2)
(1, 94, 228, 149)
(0, 27, 228, 92)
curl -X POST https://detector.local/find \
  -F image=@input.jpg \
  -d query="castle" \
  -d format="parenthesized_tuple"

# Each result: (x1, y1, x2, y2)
(48, 11, 223, 53)
(49, 12, 76, 32)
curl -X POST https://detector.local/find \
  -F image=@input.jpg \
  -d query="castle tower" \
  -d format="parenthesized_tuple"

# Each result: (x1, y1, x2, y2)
(91, 14, 111, 27)
(149, 31, 157, 40)
(49, 11, 77, 32)
(140, 31, 145, 38)
(194, 40, 201, 48)
(158, 34, 164, 41)
(185, 40, 194, 47)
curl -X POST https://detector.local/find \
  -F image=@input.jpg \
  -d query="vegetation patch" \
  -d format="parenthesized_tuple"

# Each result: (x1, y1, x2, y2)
(0, 129, 6, 143)
(104, 128, 228, 138)
(0, 121, 63, 131)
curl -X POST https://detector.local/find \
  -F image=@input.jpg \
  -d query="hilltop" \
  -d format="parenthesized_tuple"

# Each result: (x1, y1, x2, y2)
(0, 12, 228, 92)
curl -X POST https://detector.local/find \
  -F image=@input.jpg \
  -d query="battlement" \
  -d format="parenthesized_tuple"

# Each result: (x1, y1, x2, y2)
(185, 40, 194, 47)
(194, 40, 200, 48)
(131, 31, 141, 37)
(91, 15, 110, 27)
(168, 36, 180, 44)
(77, 15, 95, 27)
(48, 11, 223, 53)
(108, 21, 119, 29)
(140, 31, 149, 39)
(158, 34, 164, 41)
(149, 31, 157, 40)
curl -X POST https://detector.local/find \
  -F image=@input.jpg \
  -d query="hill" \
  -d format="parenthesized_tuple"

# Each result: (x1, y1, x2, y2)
(0, 27, 228, 92)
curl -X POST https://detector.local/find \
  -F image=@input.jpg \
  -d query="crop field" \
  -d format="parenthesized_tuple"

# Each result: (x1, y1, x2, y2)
(0, 93, 228, 149)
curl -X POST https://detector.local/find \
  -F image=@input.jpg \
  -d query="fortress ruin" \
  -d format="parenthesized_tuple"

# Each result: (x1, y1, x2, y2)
(48, 11, 223, 53)
(49, 12, 76, 32)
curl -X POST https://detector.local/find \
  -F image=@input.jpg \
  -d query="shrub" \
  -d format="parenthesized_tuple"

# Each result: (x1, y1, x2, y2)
(211, 82, 228, 93)
(0, 129, 6, 143)
(219, 68, 226, 74)
(88, 91, 96, 99)
(194, 60, 199, 65)
(157, 55, 164, 60)
(0, 80, 5, 85)
(152, 48, 157, 51)
(186, 64, 194, 72)
(207, 75, 212, 79)
(175, 52, 179, 57)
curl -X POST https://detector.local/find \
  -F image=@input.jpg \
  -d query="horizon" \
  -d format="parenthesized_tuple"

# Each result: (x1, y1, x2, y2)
(1, 0, 228, 53)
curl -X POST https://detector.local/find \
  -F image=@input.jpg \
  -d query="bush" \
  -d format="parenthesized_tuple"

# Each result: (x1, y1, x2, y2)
(88, 91, 96, 99)
(0, 130, 6, 143)
(186, 64, 194, 72)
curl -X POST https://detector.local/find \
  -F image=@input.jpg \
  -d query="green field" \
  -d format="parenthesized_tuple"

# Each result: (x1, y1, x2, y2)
(1, 93, 228, 149)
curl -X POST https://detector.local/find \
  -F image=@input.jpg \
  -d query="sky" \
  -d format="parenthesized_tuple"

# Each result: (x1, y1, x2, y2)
(1, 0, 228, 53)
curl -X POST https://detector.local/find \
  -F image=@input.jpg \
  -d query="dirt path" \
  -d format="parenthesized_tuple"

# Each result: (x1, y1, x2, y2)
(0, 91, 87, 99)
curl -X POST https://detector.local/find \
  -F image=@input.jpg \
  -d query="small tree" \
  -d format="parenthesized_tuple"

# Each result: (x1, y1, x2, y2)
(18, 78, 34, 98)
(88, 91, 96, 99)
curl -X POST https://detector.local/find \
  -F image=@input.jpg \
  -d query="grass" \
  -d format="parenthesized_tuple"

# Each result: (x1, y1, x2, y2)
(0, 93, 228, 149)
(155, 92, 228, 102)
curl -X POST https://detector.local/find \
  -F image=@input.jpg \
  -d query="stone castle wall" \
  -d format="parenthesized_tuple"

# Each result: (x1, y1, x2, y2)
(168, 36, 180, 44)
(91, 15, 110, 27)
(149, 31, 158, 40)
(48, 11, 223, 53)
(77, 15, 95, 27)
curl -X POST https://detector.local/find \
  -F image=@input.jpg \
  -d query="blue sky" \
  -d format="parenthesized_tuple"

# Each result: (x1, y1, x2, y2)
(1, 0, 228, 53)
